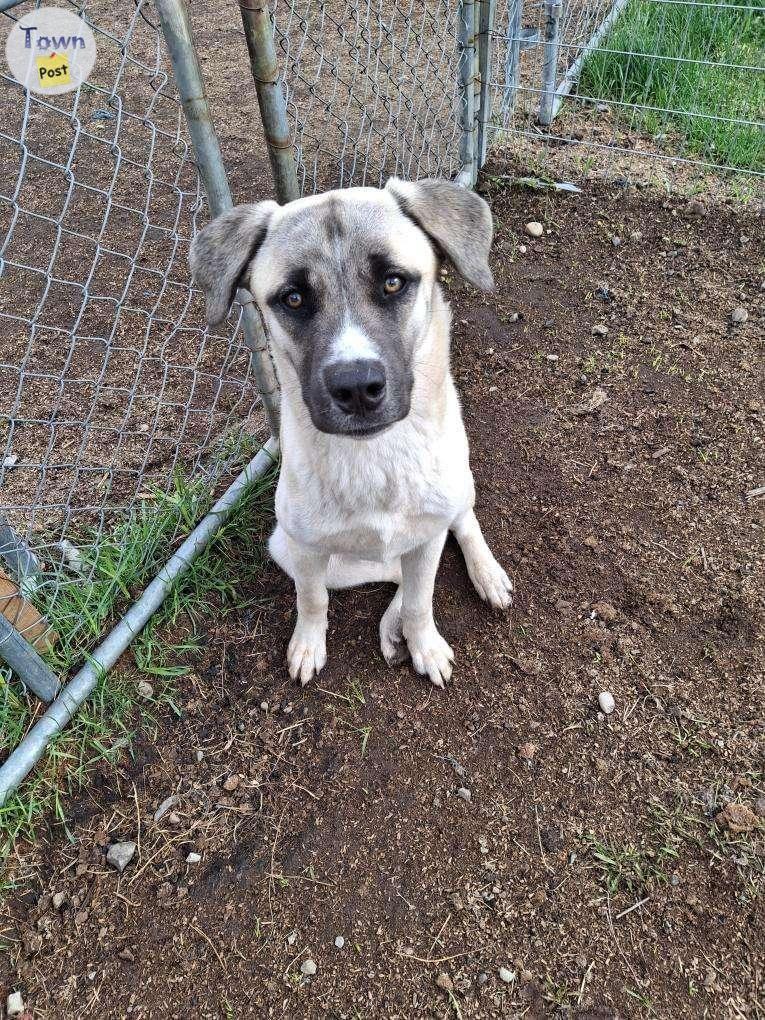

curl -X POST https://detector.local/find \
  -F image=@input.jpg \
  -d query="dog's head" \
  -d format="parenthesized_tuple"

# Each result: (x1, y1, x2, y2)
(190, 178, 494, 437)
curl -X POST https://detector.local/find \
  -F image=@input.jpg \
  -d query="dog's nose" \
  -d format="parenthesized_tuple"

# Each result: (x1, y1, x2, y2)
(324, 360, 387, 416)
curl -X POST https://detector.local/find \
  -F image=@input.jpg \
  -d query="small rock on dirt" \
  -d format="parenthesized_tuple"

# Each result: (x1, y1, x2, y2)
(300, 958, 317, 976)
(334, 936, 345, 949)
(436, 972, 454, 992)
(598, 692, 616, 715)
(525, 221, 544, 238)
(716, 802, 760, 833)
(2, 454, 19, 470)
(518, 741, 538, 761)
(137, 680, 153, 699)
(572, 388, 608, 416)
(7, 992, 25, 1017)
(186, 852, 202, 864)
(591, 323, 609, 336)
(223, 775, 240, 792)
(730, 306, 748, 324)
(153, 796, 179, 822)
(592, 601, 618, 623)
(457, 787, 472, 802)
(52, 891, 66, 911)
(106, 841, 136, 873)
(499, 966, 515, 983)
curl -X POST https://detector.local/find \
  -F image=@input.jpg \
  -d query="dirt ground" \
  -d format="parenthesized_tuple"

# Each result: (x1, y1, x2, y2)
(1, 178, 763, 1018)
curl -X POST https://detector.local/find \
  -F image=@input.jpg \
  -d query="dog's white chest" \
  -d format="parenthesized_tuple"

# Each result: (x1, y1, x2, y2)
(277, 413, 471, 562)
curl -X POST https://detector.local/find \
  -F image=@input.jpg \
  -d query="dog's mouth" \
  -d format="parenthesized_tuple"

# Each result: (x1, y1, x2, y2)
(317, 419, 395, 439)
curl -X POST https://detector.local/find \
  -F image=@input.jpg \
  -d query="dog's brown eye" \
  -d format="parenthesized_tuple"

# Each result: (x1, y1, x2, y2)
(383, 274, 405, 295)
(282, 290, 303, 310)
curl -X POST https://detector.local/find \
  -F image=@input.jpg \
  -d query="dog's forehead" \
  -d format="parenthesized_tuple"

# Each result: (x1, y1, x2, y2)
(255, 187, 432, 285)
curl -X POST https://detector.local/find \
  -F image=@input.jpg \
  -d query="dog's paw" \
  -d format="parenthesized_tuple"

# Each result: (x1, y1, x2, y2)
(287, 622, 327, 685)
(466, 552, 513, 610)
(379, 592, 409, 666)
(405, 625, 454, 688)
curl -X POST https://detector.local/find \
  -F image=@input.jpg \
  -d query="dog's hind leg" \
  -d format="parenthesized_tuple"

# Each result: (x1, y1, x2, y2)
(451, 509, 513, 610)
(379, 586, 408, 666)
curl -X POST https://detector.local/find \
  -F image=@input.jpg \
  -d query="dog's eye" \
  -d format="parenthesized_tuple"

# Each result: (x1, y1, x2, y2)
(383, 274, 405, 295)
(282, 290, 303, 310)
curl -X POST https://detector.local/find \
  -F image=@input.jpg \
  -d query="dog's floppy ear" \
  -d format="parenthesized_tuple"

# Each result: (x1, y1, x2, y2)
(385, 177, 494, 291)
(189, 201, 279, 326)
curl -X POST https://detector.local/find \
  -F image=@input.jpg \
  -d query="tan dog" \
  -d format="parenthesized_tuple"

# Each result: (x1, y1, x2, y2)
(190, 178, 512, 687)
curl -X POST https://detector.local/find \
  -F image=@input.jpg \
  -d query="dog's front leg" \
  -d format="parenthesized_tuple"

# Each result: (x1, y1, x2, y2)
(287, 540, 330, 685)
(400, 530, 453, 688)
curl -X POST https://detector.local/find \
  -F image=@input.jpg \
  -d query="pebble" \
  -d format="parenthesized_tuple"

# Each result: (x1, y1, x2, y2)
(223, 775, 240, 792)
(195, 749, 204, 763)
(300, 958, 317, 976)
(137, 680, 153, 699)
(457, 787, 472, 802)
(525, 221, 544, 238)
(185, 852, 202, 864)
(435, 972, 454, 992)
(517, 741, 538, 761)
(598, 691, 616, 715)
(611, 235, 621, 247)
(591, 323, 609, 336)
(477, 972, 489, 986)
(153, 796, 180, 822)
(6, 991, 24, 1018)
(260, 701, 269, 711)
(730, 306, 748, 324)
(106, 841, 137, 873)
(52, 891, 66, 910)
(334, 936, 345, 949)
(518, 244, 527, 254)
(499, 966, 515, 983)
(2, 454, 19, 470)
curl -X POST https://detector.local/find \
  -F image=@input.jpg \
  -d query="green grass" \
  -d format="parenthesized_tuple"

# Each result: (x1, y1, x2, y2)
(0, 447, 277, 879)
(579, 0, 765, 171)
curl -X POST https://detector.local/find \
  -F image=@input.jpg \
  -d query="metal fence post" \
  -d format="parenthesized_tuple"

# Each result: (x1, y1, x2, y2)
(502, 0, 524, 118)
(477, 0, 496, 170)
(538, 0, 563, 125)
(0, 615, 58, 702)
(238, 0, 300, 205)
(0, 516, 59, 701)
(154, 0, 281, 439)
(457, 0, 477, 185)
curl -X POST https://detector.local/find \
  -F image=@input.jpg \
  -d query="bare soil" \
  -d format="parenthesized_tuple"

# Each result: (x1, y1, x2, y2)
(1, 179, 763, 1018)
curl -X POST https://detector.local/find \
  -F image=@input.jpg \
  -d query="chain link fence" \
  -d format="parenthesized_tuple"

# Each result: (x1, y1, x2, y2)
(0, 0, 269, 703)
(264, 0, 762, 198)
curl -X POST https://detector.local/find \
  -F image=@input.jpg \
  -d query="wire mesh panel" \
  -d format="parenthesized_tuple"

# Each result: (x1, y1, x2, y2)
(271, 0, 467, 193)
(490, 0, 765, 188)
(0, 0, 267, 686)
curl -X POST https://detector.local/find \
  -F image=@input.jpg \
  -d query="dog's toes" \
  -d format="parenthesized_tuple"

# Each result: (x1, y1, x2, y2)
(381, 634, 410, 667)
(407, 627, 454, 688)
(287, 625, 327, 685)
(469, 557, 513, 610)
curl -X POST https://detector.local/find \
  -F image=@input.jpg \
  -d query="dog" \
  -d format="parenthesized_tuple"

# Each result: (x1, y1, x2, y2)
(190, 178, 512, 688)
